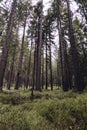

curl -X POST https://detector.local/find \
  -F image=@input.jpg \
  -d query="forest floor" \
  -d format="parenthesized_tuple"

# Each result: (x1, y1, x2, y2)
(0, 87, 87, 130)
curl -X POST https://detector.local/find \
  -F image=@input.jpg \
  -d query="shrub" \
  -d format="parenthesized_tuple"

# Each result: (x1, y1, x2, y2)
(38, 97, 87, 130)
(0, 107, 31, 130)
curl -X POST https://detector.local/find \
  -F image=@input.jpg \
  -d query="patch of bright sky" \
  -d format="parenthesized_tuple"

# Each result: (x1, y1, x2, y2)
(32, 0, 80, 53)
(32, 0, 79, 15)
(0, 0, 81, 46)
(32, 0, 52, 15)
(0, 0, 79, 17)
(0, 0, 12, 11)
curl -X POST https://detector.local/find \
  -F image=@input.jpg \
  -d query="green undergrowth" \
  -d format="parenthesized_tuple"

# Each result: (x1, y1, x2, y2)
(0, 88, 87, 130)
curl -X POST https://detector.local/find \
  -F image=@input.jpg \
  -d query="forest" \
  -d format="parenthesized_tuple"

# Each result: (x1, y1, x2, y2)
(0, 0, 87, 129)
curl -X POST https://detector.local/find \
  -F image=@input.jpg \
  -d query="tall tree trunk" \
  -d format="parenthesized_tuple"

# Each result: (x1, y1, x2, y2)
(36, 0, 43, 91)
(56, 57, 61, 87)
(36, 29, 39, 90)
(31, 43, 36, 97)
(45, 33, 48, 90)
(26, 37, 33, 89)
(0, 0, 17, 91)
(66, 0, 85, 91)
(41, 47, 44, 89)
(56, 2, 70, 91)
(7, 45, 16, 90)
(49, 42, 53, 90)
(15, 18, 26, 89)
(7, 26, 19, 90)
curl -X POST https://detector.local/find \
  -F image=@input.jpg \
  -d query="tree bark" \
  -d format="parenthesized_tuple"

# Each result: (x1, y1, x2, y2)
(49, 44, 53, 90)
(41, 47, 44, 89)
(36, 1, 43, 91)
(0, 0, 17, 91)
(31, 43, 36, 97)
(26, 37, 33, 89)
(45, 33, 48, 90)
(56, 1, 70, 91)
(66, 0, 85, 91)
(48, 36, 53, 90)
(15, 18, 26, 89)
(7, 45, 16, 90)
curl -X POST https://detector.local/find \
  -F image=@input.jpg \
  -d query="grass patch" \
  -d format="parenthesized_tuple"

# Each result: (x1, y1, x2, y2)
(0, 88, 87, 130)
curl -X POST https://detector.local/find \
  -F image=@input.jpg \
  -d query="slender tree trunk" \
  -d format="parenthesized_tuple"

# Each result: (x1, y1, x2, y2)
(0, 0, 17, 91)
(56, 4, 70, 91)
(49, 43, 53, 90)
(56, 58, 61, 88)
(59, 27, 69, 91)
(45, 33, 48, 90)
(7, 26, 19, 90)
(15, 18, 26, 89)
(36, 30, 39, 90)
(41, 47, 44, 89)
(7, 46, 16, 90)
(66, 0, 85, 91)
(26, 38, 33, 89)
(31, 43, 36, 97)
(36, 0, 43, 91)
